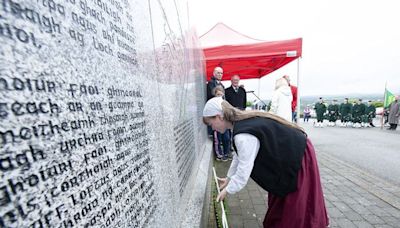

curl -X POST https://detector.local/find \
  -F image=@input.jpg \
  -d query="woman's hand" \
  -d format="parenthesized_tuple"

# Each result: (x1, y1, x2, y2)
(216, 188, 228, 202)
(217, 177, 229, 190)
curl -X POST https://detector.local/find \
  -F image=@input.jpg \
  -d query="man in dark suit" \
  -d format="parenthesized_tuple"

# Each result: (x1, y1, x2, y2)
(206, 67, 224, 101)
(225, 75, 247, 110)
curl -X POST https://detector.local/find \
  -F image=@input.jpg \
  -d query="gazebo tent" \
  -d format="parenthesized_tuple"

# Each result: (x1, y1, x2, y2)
(200, 23, 302, 81)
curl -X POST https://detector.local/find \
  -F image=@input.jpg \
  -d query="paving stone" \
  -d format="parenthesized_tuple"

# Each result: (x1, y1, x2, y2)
(348, 204, 372, 215)
(239, 199, 253, 209)
(333, 201, 352, 212)
(385, 219, 400, 227)
(379, 216, 399, 223)
(241, 208, 257, 220)
(243, 219, 261, 228)
(327, 207, 345, 218)
(352, 221, 374, 228)
(228, 206, 242, 215)
(341, 196, 359, 205)
(335, 218, 357, 228)
(382, 207, 400, 218)
(248, 189, 262, 197)
(238, 192, 250, 200)
(325, 200, 334, 208)
(343, 210, 364, 221)
(251, 197, 267, 205)
(228, 200, 240, 207)
(228, 216, 243, 228)
(367, 205, 391, 216)
(361, 214, 385, 225)
(253, 204, 267, 215)
(374, 225, 395, 228)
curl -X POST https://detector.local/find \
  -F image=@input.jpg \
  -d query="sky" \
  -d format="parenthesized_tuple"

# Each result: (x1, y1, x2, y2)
(188, 0, 400, 100)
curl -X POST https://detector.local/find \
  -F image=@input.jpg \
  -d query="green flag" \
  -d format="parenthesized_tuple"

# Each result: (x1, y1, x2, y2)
(384, 89, 395, 108)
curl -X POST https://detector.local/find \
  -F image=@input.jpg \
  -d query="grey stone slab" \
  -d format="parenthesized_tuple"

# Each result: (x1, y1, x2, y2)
(360, 214, 385, 225)
(333, 201, 353, 212)
(239, 199, 254, 209)
(374, 225, 395, 228)
(248, 189, 263, 197)
(386, 219, 400, 227)
(343, 210, 364, 221)
(238, 192, 251, 200)
(352, 221, 374, 228)
(253, 205, 267, 215)
(228, 216, 244, 228)
(243, 219, 262, 228)
(382, 207, 400, 217)
(335, 218, 357, 228)
(379, 216, 399, 223)
(367, 205, 391, 216)
(341, 196, 360, 205)
(228, 206, 242, 215)
(228, 200, 240, 207)
(251, 197, 268, 205)
(327, 207, 345, 218)
(241, 208, 258, 220)
(347, 204, 369, 213)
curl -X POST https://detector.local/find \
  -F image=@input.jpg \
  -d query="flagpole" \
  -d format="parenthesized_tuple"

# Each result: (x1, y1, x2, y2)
(381, 82, 387, 129)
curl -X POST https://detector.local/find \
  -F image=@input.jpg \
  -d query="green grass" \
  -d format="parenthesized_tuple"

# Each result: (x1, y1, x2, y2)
(212, 174, 230, 227)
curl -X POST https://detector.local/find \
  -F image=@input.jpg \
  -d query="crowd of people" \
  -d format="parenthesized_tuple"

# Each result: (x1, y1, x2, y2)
(312, 97, 400, 130)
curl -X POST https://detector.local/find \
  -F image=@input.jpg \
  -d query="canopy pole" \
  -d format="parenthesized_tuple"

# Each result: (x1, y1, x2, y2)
(296, 58, 301, 122)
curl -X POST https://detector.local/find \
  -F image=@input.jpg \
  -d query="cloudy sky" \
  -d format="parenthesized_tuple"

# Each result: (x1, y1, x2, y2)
(188, 0, 400, 99)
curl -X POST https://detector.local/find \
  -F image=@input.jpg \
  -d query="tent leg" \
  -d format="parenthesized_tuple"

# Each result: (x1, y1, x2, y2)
(296, 58, 301, 122)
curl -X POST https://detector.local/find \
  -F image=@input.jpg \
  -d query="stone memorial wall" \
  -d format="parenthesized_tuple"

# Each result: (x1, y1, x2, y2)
(0, 0, 209, 227)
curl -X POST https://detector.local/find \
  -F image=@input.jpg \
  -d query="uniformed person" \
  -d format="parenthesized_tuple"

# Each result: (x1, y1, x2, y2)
(327, 99, 339, 126)
(314, 97, 326, 127)
(365, 100, 376, 127)
(339, 98, 352, 127)
(352, 99, 366, 128)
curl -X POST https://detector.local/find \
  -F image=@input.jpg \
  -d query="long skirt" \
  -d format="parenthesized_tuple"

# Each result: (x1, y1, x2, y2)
(263, 139, 329, 228)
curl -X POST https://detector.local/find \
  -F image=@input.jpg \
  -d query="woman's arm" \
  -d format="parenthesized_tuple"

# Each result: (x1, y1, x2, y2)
(225, 133, 260, 194)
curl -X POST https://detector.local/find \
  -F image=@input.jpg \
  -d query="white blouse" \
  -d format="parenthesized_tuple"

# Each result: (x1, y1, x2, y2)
(226, 133, 260, 194)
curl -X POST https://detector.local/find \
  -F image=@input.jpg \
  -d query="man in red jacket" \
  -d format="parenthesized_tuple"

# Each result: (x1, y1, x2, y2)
(283, 75, 298, 122)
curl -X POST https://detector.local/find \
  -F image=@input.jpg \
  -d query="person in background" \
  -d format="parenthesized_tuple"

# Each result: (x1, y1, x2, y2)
(207, 67, 224, 100)
(314, 97, 326, 127)
(339, 98, 352, 127)
(387, 96, 400, 130)
(327, 99, 339, 126)
(212, 86, 231, 161)
(352, 99, 365, 128)
(225, 75, 247, 110)
(303, 105, 311, 122)
(283, 75, 298, 123)
(269, 78, 293, 122)
(203, 97, 329, 228)
(206, 67, 225, 137)
(365, 100, 376, 127)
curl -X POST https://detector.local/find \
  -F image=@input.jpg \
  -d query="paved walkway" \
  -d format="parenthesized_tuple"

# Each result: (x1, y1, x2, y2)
(211, 140, 400, 228)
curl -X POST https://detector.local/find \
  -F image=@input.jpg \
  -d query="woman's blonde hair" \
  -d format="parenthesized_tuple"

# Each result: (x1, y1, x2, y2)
(203, 100, 304, 133)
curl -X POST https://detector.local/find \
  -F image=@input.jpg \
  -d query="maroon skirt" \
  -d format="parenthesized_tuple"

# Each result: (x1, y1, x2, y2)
(263, 139, 329, 228)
